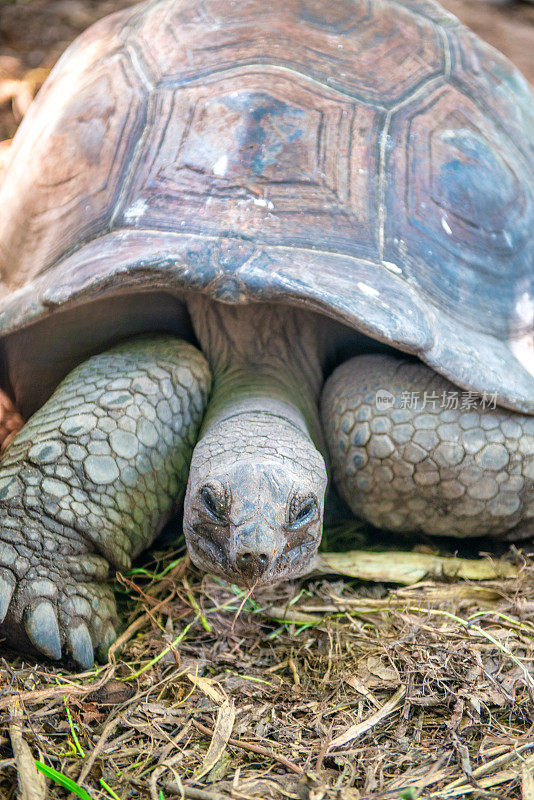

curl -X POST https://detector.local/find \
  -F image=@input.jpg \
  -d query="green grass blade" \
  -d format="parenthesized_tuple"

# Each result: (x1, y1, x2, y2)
(100, 778, 122, 799)
(34, 760, 93, 800)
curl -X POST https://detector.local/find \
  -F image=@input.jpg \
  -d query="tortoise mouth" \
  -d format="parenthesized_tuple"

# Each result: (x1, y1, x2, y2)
(185, 527, 319, 588)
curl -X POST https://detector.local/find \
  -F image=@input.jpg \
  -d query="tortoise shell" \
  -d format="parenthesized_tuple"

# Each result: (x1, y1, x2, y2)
(0, 0, 532, 415)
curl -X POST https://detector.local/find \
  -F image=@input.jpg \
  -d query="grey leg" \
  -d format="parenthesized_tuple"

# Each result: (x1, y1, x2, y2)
(322, 354, 533, 539)
(0, 336, 210, 667)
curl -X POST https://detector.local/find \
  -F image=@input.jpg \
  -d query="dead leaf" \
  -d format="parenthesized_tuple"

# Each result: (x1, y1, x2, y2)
(185, 671, 227, 704)
(194, 699, 236, 780)
(366, 656, 398, 682)
(329, 686, 406, 749)
(314, 550, 517, 584)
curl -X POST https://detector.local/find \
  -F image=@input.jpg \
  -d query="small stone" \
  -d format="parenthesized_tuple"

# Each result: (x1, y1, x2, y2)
(160, 379, 174, 399)
(458, 498, 485, 517)
(126, 405, 142, 421)
(56, 465, 74, 480)
(108, 378, 132, 391)
(177, 368, 194, 389)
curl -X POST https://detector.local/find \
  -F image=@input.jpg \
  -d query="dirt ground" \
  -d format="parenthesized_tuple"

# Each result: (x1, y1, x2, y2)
(0, 2, 534, 800)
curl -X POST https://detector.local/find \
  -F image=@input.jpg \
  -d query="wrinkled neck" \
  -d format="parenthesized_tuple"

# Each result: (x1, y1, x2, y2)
(186, 296, 325, 449)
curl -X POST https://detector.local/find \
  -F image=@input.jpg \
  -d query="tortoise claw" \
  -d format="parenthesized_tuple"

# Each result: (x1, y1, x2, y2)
(0, 569, 15, 623)
(25, 601, 62, 660)
(67, 622, 94, 670)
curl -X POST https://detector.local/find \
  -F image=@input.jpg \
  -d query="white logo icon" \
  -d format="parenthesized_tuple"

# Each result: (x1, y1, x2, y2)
(375, 389, 395, 411)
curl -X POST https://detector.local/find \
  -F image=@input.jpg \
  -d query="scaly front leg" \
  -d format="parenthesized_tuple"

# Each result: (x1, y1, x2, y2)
(0, 336, 210, 667)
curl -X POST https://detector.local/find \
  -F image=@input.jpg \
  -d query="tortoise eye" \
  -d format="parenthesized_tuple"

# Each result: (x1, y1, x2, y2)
(200, 485, 227, 521)
(288, 496, 316, 528)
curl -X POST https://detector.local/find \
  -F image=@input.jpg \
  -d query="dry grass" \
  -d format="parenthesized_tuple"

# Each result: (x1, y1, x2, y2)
(1, 534, 533, 800)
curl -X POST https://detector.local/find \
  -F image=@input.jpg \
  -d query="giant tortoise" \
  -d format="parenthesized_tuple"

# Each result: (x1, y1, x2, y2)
(0, 0, 532, 668)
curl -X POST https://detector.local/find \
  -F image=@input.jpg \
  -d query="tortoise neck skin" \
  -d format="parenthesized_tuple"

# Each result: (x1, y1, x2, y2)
(183, 296, 328, 586)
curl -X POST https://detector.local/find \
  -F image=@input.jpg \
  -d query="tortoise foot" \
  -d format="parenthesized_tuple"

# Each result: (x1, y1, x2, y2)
(0, 524, 117, 668)
(322, 354, 534, 539)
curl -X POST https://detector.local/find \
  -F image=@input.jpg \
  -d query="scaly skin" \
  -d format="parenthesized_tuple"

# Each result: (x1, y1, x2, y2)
(0, 336, 210, 667)
(322, 354, 534, 538)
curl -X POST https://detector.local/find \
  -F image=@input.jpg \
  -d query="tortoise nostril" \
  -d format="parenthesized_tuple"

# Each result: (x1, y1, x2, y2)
(236, 551, 270, 577)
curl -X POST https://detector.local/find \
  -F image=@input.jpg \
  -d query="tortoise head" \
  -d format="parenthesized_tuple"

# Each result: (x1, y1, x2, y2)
(183, 414, 327, 587)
